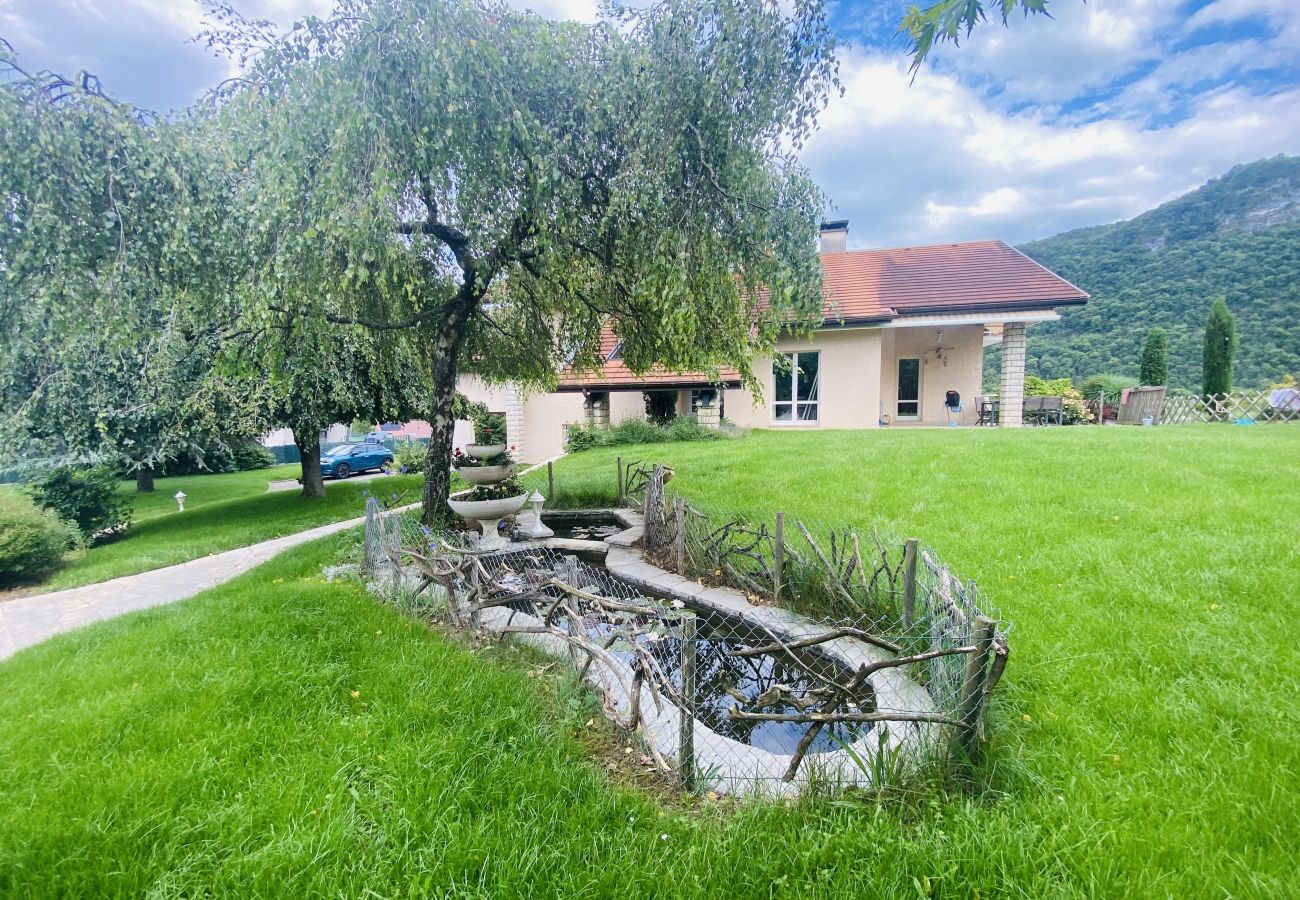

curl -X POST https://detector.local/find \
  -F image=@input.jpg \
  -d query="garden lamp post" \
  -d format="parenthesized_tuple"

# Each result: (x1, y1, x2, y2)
(174, 491, 187, 512)
(526, 491, 553, 539)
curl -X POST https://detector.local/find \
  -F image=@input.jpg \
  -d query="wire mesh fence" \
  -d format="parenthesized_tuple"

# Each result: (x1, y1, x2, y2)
(361, 461, 1008, 798)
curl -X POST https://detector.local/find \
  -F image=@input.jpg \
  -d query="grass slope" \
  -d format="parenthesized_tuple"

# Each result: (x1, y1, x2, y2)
(41, 466, 423, 591)
(524, 426, 1300, 896)
(0, 538, 1045, 899)
(2, 428, 1296, 897)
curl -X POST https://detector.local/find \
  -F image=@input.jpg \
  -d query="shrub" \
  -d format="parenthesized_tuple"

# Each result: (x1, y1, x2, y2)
(392, 440, 428, 474)
(1024, 375, 1093, 424)
(564, 415, 730, 452)
(455, 396, 507, 445)
(159, 437, 275, 475)
(1023, 375, 1073, 397)
(1139, 328, 1169, 386)
(643, 391, 678, 426)
(231, 440, 276, 471)
(0, 491, 75, 584)
(28, 467, 132, 543)
(1079, 374, 1136, 404)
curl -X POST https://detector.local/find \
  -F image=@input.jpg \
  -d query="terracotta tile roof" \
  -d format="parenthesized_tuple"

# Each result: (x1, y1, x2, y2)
(556, 331, 741, 392)
(819, 239, 1087, 322)
(557, 240, 1087, 390)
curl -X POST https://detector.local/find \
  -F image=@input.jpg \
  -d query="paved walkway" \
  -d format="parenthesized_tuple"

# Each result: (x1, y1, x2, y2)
(0, 454, 568, 663)
(0, 515, 369, 662)
(265, 470, 399, 492)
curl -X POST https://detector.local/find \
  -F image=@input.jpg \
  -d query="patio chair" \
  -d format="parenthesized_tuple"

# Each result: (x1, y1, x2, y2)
(1040, 396, 1064, 425)
(975, 395, 997, 426)
(1022, 396, 1044, 425)
(944, 390, 964, 426)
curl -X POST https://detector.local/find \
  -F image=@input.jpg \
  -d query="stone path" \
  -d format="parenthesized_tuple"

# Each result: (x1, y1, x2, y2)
(265, 470, 399, 492)
(0, 454, 571, 663)
(0, 515, 370, 662)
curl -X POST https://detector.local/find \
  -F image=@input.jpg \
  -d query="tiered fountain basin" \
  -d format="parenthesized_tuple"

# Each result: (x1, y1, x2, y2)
(448, 444, 526, 551)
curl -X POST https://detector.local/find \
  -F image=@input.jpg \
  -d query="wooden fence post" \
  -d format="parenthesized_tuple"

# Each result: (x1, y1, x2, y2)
(957, 615, 997, 759)
(773, 512, 785, 604)
(616, 456, 624, 505)
(679, 615, 697, 790)
(902, 538, 919, 627)
(674, 496, 686, 574)
(547, 460, 555, 500)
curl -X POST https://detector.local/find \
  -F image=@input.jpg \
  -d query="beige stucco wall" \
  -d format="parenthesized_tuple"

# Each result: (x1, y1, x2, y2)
(609, 391, 646, 423)
(457, 375, 510, 410)
(878, 324, 984, 425)
(726, 328, 884, 429)
(519, 391, 586, 462)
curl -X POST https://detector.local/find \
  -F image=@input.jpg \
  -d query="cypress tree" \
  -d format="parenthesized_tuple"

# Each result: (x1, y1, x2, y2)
(1139, 327, 1168, 386)
(1202, 298, 1236, 397)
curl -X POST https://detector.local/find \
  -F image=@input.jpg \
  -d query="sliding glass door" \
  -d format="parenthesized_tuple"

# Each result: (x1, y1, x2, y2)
(897, 357, 921, 420)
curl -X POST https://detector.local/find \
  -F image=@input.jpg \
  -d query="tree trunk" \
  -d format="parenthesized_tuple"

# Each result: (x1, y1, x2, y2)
(295, 430, 326, 498)
(136, 466, 155, 493)
(423, 339, 461, 526)
(422, 290, 478, 526)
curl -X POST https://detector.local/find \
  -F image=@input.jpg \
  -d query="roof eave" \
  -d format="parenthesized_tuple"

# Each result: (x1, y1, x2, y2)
(555, 378, 742, 393)
(889, 297, 1087, 317)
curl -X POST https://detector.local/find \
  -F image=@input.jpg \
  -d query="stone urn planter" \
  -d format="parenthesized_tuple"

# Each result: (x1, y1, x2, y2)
(465, 443, 506, 458)
(457, 463, 516, 486)
(448, 494, 528, 551)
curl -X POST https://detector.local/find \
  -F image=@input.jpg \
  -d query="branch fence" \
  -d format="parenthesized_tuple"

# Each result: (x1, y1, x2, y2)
(360, 460, 1011, 798)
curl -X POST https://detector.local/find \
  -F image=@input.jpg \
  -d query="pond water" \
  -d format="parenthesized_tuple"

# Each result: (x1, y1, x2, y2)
(482, 548, 874, 756)
(541, 511, 625, 542)
(618, 610, 875, 755)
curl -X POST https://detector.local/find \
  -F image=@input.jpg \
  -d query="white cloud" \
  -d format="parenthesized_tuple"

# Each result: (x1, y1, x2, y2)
(1187, 0, 1300, 48)
(801, 46, 1300, 248)
(931, 0, 1172, 105)
(4, 0, 1298, 249)
(510, 0, 600, 23)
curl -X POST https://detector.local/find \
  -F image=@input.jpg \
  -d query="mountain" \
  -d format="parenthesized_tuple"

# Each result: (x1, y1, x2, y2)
(1014, 155, 1300, 391)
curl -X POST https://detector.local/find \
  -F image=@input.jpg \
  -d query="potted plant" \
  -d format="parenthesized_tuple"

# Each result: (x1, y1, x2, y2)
(448, 475, 528, 550)
(452, 445, 516, 485)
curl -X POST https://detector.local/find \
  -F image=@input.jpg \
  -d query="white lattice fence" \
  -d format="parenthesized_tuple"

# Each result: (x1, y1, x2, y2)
(1162, 390, 1300, 424)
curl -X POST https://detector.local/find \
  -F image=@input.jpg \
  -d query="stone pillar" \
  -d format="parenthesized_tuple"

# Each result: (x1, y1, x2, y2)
(999, 322, 1027, 428)
(585, 392, 610, 427)
(505, 383, 526, 458)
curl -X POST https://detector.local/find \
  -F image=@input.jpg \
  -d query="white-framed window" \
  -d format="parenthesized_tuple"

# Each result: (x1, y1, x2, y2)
(773, 351, 819, 422)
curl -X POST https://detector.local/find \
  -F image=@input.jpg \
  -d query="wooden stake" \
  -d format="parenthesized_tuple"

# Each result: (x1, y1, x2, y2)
(773, 512, 785, 603)
(957, 615, 997, 759)
(616, 456, 624, 504)
(679, 615, 697, 790)
(902, 538, 919, 628)
(673, 495, 686, 574)
(547, 460, 554, 499)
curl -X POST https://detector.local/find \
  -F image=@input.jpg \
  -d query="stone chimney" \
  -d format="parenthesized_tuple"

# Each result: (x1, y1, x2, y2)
(819, 219, 848, 254)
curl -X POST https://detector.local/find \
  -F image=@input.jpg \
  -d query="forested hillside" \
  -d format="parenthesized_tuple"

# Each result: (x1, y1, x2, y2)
(1015, 155, 1300, 390)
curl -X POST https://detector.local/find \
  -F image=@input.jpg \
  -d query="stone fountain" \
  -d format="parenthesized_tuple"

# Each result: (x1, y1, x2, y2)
(448, 441, 527, 551)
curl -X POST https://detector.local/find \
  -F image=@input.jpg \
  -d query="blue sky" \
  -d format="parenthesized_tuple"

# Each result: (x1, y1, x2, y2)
(2, 0, 1298, 247)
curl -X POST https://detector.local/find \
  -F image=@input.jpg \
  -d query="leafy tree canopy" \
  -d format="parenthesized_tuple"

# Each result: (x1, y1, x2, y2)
(0, 42, 248, 484)
(205, 0, 843, 518)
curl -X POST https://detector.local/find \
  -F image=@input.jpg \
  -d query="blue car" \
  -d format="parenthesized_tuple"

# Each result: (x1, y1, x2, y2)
(320, 443, 394, 479)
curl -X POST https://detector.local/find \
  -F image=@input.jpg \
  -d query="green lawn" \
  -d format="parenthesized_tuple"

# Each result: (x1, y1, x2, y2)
(1, 426, 1297, 897)
(39, 466, 424, 591)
